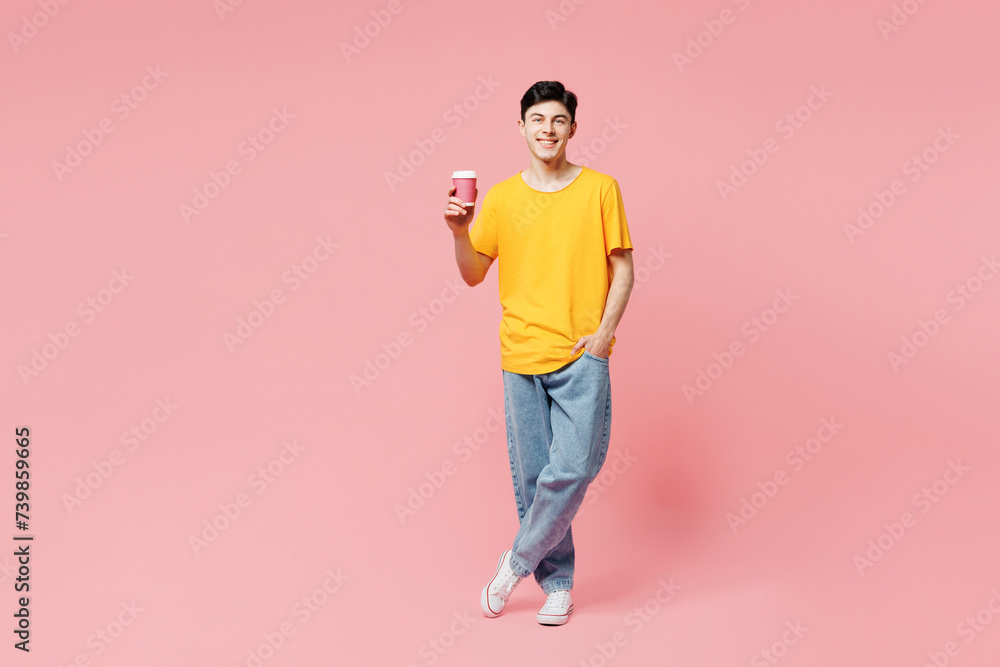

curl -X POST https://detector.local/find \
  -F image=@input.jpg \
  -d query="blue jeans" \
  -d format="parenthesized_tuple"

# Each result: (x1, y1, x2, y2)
(502, 351, 612, 594)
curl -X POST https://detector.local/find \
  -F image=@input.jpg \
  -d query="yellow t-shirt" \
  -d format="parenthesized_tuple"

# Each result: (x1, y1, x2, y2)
(469, 166, 633, 374)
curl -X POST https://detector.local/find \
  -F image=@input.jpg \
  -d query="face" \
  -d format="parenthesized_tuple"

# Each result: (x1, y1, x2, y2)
(518, 100, 576, 162)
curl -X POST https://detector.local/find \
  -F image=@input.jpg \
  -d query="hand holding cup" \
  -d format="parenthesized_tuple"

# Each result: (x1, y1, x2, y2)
(444, 172, 478, 235)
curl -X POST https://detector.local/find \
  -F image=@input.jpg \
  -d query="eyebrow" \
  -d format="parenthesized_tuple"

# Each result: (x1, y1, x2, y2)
(529, 113, 568, 119)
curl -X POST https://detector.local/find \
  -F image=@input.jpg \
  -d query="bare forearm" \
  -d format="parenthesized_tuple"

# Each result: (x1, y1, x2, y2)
(595, 264, 634, 339)
(453, 231, 488, 286)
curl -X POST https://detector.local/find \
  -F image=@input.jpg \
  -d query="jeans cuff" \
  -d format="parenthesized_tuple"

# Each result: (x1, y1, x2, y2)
(509, 553, 533, 580)
(540, 578, 573, 595)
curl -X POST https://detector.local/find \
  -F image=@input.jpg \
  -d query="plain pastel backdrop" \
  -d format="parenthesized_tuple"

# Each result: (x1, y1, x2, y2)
(2, 0, 999, 665)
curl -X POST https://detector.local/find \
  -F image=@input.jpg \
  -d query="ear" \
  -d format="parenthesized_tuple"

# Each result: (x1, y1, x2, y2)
(568, 121, 577, 139)
(517, 119, 525, 136)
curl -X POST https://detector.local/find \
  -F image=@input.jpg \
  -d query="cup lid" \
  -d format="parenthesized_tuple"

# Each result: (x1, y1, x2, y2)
(452, 171, 477, 178)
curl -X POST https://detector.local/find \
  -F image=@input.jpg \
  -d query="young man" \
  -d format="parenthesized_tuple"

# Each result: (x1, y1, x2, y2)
(443, 81, 634, 626)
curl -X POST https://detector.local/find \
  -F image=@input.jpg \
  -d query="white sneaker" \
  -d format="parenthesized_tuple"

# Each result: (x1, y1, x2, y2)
(537, 590, 573, 625)
(481, 550, 523, 617)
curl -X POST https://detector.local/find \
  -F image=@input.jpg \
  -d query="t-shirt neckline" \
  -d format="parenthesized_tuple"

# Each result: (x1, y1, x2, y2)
(518, 166, 587, 194)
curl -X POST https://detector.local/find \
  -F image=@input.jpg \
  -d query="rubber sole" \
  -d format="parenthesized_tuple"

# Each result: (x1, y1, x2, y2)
(537, 604, 574, 626)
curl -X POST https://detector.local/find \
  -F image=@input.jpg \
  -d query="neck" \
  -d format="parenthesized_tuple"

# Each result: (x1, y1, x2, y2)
(525, 154, 577, 184)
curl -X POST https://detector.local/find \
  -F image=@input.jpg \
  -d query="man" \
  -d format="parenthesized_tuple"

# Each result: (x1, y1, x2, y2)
(443, 80, 634, 626)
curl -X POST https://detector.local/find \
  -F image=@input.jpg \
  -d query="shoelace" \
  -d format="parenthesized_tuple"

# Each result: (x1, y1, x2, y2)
(495, 570, 521, 599)
(542, 590, 569, 611)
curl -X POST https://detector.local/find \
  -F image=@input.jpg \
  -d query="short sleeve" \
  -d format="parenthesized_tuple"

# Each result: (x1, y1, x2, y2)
(602, 178, 633, 255)
(469, 185, 499, 259)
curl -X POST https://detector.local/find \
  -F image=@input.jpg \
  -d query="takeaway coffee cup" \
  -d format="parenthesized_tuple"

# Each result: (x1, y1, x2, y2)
(452, 171, 477, 206)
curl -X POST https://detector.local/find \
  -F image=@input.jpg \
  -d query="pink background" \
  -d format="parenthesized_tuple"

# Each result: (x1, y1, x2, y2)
(3, 0, 999, 665)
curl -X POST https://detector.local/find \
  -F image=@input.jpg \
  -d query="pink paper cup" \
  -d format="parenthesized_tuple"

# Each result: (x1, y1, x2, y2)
(452, 171, 477, 206)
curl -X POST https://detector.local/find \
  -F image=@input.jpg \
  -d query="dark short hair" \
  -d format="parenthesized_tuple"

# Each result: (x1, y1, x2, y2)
(520, 81, 578, 125)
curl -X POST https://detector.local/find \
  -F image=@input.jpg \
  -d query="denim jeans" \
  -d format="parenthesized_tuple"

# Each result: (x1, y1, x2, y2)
(502, 351, 612, 594)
